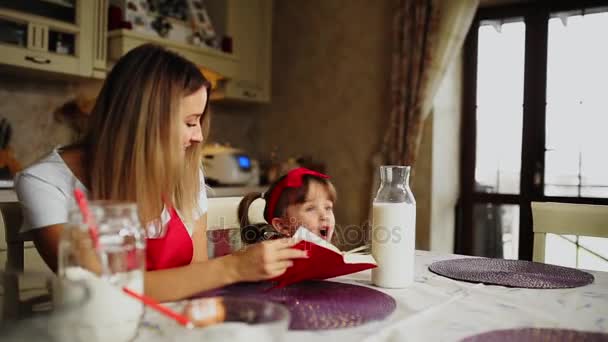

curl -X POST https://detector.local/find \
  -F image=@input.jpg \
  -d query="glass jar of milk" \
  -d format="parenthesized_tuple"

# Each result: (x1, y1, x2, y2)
(58, 201, 145, 342)
(371, 165, 416, 288)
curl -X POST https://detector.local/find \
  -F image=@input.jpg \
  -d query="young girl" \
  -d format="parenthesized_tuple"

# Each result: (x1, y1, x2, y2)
(15, 44, 306, 302)
(238, 167, 337, 243)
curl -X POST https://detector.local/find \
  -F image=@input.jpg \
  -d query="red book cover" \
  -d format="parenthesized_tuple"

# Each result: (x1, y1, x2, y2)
(271, 227, 377, 288)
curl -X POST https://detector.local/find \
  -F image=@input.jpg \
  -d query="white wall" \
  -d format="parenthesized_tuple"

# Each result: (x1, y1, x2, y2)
(430, 51, 463, 253)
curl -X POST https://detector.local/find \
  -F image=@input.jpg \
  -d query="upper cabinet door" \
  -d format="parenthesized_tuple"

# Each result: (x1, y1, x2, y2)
(1, 0, 78, 24)
(92, 0, 108, 79)
(0, 0, 94, 78)
(211, 0, 273, 103)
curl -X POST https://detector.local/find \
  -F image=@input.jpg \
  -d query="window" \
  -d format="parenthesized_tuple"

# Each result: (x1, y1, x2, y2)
(545, 10, 608, 198)
(459, 1, 608, 261)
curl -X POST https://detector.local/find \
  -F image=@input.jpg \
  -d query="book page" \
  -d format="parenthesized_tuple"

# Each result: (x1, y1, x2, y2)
(292, 227, 376, 265)
(292, 226, 341, 254)
(344, 253, 376, 265)
(344, 244, 370, 255)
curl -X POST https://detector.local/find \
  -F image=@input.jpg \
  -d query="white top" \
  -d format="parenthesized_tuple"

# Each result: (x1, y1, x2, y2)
(14, 148, 208, 235)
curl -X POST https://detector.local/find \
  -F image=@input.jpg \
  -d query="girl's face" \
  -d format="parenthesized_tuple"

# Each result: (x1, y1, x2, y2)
(274, 181, 336, 242)
(179, 87, 207, 154)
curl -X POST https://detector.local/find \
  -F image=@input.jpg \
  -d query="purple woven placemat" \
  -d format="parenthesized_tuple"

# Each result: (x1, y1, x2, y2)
(429, 258, 594, 289)
(193, 280, 396, 330)
(461, 328, 608, 341)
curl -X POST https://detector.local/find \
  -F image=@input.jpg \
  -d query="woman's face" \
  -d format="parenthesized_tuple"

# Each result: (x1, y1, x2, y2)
(179, 86, 208, 153)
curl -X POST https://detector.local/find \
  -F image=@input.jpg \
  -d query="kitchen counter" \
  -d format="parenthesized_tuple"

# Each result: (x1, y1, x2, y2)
(207, 185, 266, 198)
(0, 186, 266, 203)
(0, 189, 17, 203)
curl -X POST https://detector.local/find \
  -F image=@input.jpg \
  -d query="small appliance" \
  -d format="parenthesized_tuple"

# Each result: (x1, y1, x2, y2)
(202, 144, 259, 186)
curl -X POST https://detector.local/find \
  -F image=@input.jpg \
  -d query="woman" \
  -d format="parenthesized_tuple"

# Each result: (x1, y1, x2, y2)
(15, 44, 306, 302)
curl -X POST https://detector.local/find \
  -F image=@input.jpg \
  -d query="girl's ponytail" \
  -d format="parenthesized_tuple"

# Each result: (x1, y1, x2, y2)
(238, 192, 282, 244)
(237, 192, 263, 228)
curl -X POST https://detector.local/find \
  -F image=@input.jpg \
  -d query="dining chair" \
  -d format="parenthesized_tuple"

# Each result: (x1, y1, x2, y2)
(1, 202, 51, 320)
(531, 201, 608, 263)
(207, 196, 265, 231)
(1, 202, 34, 272)
(206, 196, 265, 258)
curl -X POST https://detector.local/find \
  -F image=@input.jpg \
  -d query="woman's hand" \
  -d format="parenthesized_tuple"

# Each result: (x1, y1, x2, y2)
(230, 238, 308, 282)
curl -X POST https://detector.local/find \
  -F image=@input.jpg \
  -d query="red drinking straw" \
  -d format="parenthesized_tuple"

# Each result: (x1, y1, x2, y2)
(73, 189, 100, 249)
(122, 287, 193, 328)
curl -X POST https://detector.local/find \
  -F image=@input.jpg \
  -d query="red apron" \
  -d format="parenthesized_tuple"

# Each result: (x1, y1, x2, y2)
(146, 208, 194, 271)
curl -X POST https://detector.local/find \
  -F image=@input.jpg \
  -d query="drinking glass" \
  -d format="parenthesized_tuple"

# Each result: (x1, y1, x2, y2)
(58, 201, 146, 342)
(174, 297, 290, 342)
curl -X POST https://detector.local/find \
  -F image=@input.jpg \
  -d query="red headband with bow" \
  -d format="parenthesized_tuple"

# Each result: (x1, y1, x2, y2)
(264, 167, 330, 222)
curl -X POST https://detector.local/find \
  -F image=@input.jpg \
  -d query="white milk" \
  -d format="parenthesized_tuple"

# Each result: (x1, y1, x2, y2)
(62, 267, 143, 342)
(371, 202, 416, 288)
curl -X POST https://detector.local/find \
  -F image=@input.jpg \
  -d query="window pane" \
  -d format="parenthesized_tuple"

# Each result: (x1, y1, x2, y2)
(545, 234, 577, 268)
(473, 204, 519, 259)
(545, 234, 608, 272)
(544, 149, 580, 197)
(0, 18, 27, 48)
(578, 247, 608, 272)
(545, 10, 608, 198)
(475, 22, 525, 195)
(578, 236, 608, 260)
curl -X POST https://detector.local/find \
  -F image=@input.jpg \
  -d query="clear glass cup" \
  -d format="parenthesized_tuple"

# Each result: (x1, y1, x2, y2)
(371, 165, 417, 288)
(0, 270, 93, 342)
(58, 201, 146, 342)
(144, 214, 168, 239)
(172, 297, 290, 342)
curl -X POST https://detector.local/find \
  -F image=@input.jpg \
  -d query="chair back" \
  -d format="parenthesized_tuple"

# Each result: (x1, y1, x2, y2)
(1, 203, 52, 320)
(207, 196, 265, 231)
(531, 201, 608, 264)
(1, 202, 32, 271)
(206, 196, 265, 258)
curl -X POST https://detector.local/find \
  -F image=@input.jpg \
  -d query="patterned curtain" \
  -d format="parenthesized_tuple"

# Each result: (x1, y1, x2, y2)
(368, 0, 478, 219)
(382, 0, 478, 166)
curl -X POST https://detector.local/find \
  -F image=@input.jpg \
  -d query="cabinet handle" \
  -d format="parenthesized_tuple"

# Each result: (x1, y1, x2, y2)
(243, 90, 257, 98)
(25, 56, 51, 64)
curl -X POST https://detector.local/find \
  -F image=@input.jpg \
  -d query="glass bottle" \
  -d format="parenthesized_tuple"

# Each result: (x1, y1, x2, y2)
(371, 165, 416, 288)
(58, 201, 145, 342)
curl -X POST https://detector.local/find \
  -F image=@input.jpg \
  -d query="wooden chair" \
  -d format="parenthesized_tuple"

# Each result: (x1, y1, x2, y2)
(531, 201, 608, 263)
(1, 202, 50, 319)
(206, 196, 265, 257)
(1, 202, 35, 272)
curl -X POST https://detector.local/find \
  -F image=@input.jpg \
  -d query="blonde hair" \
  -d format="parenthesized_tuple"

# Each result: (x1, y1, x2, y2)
(83, 44, 211, 225)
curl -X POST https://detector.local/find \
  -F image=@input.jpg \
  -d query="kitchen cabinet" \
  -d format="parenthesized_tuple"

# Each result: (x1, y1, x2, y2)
(107, 27, 239, 79)
(208, 0, 273, 103)
(92, 0, 108, 79)
(0, 0, 272, 103)
(107, 0, 273, 102)
(0, 0, 97, 78)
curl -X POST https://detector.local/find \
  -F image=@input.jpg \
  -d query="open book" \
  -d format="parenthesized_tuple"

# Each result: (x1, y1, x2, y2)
(271, 227, 377, 288)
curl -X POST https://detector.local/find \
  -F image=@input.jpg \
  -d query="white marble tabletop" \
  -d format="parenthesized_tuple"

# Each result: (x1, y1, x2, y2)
(136, 250, 608, 342)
